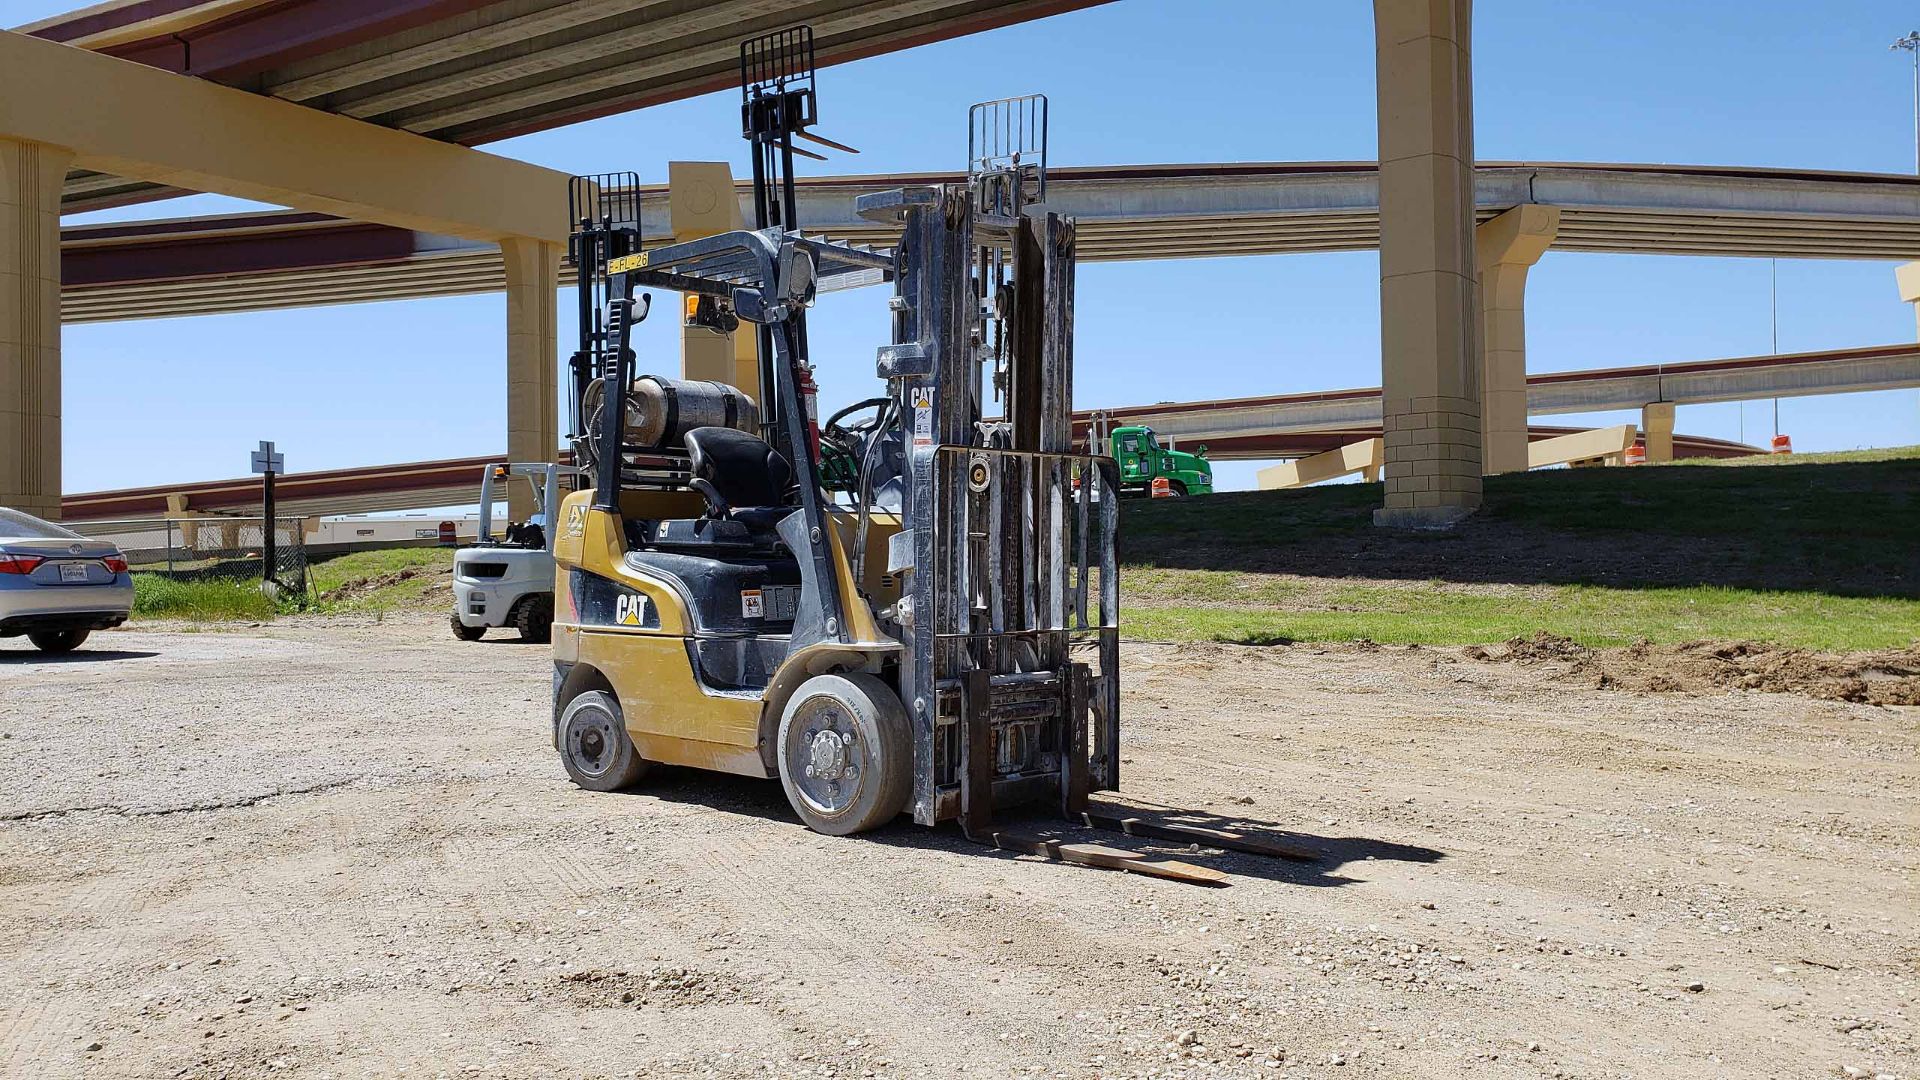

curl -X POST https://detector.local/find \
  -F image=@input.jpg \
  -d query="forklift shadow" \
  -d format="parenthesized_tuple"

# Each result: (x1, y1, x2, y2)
(616, 770, 1441, 888)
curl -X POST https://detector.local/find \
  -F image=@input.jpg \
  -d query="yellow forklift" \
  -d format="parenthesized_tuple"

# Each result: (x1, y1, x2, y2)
(549, 31, 1305, 880)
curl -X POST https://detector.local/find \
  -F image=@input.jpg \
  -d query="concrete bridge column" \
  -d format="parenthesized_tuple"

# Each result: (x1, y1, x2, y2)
(1, 138, 72, 521)
(670, 162, 760, 393)
(1641, 400, 1675, 463)
(502, 236, 560, 522)
(1372, 0, 1482, 528)
(1475, 204, 1559, 475)
(1896, 262, 1920, 339)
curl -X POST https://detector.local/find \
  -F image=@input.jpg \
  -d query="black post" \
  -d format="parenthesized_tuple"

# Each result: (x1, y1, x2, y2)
(262, 469, 276, 586)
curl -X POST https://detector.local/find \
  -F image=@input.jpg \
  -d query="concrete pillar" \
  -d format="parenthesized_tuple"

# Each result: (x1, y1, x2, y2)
(1372, 0, 1481, 528)
(1642, 400, 1675, 464)
(501, 236, 560, 521)
(1896, 262, 1920, 339)
(669, 162, 759, 393)
(0, 138, 72, 521)
(1475, 203, 1559, 475)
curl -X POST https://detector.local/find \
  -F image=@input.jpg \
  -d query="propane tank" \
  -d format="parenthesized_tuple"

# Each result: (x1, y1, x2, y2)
(584, 374, 759, 452)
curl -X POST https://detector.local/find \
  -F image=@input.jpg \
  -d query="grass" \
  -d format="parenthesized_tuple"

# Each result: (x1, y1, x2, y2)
(1120, 445, 1920, 650)
(307, 547, 452, 614)
(131, 573, 281, 621)
(1125, 582, 1917, 651)
(130, 546, 454, 623)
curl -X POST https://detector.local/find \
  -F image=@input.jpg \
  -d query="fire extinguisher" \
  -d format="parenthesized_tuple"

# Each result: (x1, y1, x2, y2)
(796, 362, 822, 462)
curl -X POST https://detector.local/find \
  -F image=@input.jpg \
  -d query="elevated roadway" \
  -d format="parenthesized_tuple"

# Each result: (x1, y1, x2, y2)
(1112, 343, 1920, 454)
(20, 0, 1111, 212)
(60, 162, 1920, 323)
(68, 341, 1858, 520)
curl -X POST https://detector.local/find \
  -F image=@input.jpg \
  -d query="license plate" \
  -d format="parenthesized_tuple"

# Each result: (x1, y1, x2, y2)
(58, 562, 90, 583)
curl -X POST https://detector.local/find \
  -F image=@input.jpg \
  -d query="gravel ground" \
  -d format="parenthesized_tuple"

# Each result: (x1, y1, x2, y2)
(0, 616, 1913, 1080)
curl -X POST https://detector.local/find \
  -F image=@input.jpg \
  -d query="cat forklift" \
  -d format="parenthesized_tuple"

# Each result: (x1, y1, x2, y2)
(548, 30, 1306, 882)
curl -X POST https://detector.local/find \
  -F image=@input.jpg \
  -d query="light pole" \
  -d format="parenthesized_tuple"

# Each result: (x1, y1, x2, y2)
(1893, 31, 1920, 173)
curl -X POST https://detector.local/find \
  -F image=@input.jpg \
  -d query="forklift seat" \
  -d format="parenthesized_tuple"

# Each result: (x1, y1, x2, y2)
(683, 426, 793, 531)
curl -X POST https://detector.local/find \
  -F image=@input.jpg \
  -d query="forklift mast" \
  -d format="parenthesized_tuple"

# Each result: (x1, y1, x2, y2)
(855, 95, 1120, 830)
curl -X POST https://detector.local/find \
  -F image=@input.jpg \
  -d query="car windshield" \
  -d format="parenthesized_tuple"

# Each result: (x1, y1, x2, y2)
(0, 507, 83, 541)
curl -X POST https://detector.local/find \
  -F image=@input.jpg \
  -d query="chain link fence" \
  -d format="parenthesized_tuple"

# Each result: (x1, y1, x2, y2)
(66, 517, 309, 593)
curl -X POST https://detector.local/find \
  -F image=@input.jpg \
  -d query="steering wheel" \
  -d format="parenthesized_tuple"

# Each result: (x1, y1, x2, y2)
(819, 397, 892, 492)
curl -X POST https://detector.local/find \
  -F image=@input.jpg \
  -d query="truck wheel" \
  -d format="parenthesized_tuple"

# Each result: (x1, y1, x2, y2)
(776, 673, 911, 836)
(515, 594, 553, 643)
(450, 612, 485, 641)
(28, 629, 89, 653)
(558, 690, 648, 791)
(1167, 480, 1188, 497)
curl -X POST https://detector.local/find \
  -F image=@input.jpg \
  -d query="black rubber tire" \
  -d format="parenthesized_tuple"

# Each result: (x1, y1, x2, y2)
(776, 672, 911, 836)
(450, 612, 485, 641)
(28, 629, 89, 653)
(515, 594, 554, 643)
(557, 689, 648, 792)
(1167, 481, 1188, 497)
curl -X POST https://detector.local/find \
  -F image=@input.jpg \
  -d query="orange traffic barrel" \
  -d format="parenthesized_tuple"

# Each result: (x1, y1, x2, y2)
(1624, 441, 1647, 466)
(1770, 434, 1793, 455)
(438, 520, 458, 546)
(1150, 476, 1173, 498)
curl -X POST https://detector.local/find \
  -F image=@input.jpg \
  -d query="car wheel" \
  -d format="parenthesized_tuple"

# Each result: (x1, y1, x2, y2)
(776, 673, 911, 836)
(558, 690, 648, 791)
(450, 612, 485, 641)
(28, 629, 89, 653)
(515, 594, 553, 643)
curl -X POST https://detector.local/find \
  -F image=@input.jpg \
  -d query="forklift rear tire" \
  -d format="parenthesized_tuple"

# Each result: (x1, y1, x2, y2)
(776, 673, 911, 836)
(515, 594, 554, 643)
(450, 613, 485, 641)
(558, 690, 648, 792)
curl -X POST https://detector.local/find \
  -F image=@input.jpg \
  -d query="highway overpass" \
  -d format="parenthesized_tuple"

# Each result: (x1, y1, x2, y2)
(1110, 343, 1920, 453)
(68, 341, 1864, 521)
(60, 162, 1920, 322)
(23, 0, 1108, 212)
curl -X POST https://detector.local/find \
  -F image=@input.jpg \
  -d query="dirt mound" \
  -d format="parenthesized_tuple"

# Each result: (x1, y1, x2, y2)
(555, 966, 753, 1010)
(320, 563, 451, 606)
(1468, 636, 1920, 705)
(1463, 631, 1592, 664)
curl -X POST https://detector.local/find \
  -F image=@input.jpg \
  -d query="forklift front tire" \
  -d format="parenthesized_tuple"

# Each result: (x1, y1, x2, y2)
(776, 673, 911, 836)
(558, 690, 649, 792)
(450, 613, 485, 641)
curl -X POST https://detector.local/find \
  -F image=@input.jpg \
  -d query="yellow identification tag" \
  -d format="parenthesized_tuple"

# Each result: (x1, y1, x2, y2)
(607, 251, 649, 274)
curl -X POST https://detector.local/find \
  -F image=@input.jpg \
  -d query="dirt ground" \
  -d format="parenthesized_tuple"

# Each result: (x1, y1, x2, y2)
(0, 616, 1913, 1080)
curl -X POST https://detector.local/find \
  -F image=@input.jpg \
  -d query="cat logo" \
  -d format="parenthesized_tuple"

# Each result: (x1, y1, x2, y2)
(564, 503, 587, 539)
(615, 593, 648, 627)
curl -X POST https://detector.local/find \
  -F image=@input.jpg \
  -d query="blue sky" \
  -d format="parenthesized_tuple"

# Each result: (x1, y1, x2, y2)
(34, 0, 1920, 492)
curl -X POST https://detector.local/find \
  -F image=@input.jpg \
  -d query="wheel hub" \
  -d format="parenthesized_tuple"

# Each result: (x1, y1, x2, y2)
(790, 704, 862, 814)
(805, 729, 849, 780)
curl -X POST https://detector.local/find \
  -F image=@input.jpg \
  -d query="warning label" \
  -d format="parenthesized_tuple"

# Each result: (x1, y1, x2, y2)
(912, 388, 934, 447)
(741, 589, 764, 619)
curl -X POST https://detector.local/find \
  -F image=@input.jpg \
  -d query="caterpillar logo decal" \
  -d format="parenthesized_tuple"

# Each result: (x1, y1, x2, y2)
(570, 570, 659, 630)
(607, 251, 650, 274)
(616, 593, 648, 626)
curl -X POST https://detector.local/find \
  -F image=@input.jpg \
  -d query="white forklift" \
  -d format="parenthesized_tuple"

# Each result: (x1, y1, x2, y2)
(450, 462, 583, 642)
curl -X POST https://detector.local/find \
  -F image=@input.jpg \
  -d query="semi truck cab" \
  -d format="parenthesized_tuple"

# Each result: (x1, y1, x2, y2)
(1109, 424, 1213, 496)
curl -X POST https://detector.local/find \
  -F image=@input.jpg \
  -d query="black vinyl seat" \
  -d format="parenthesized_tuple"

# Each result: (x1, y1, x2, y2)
(683, 426, 793, 532)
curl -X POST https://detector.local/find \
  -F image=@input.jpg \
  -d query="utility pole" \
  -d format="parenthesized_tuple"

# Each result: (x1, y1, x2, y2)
(1893, 31, 1920, 173)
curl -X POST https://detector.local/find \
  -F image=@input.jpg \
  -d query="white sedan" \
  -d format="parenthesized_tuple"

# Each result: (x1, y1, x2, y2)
(0, 508, 133, 653)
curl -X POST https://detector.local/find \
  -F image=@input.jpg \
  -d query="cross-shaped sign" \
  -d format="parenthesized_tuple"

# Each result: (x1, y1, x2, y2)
(249, 440, 285, 475)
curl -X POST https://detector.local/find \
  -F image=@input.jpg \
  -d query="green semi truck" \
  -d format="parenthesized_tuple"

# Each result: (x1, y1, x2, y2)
(1108, 424, 1213, 496)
